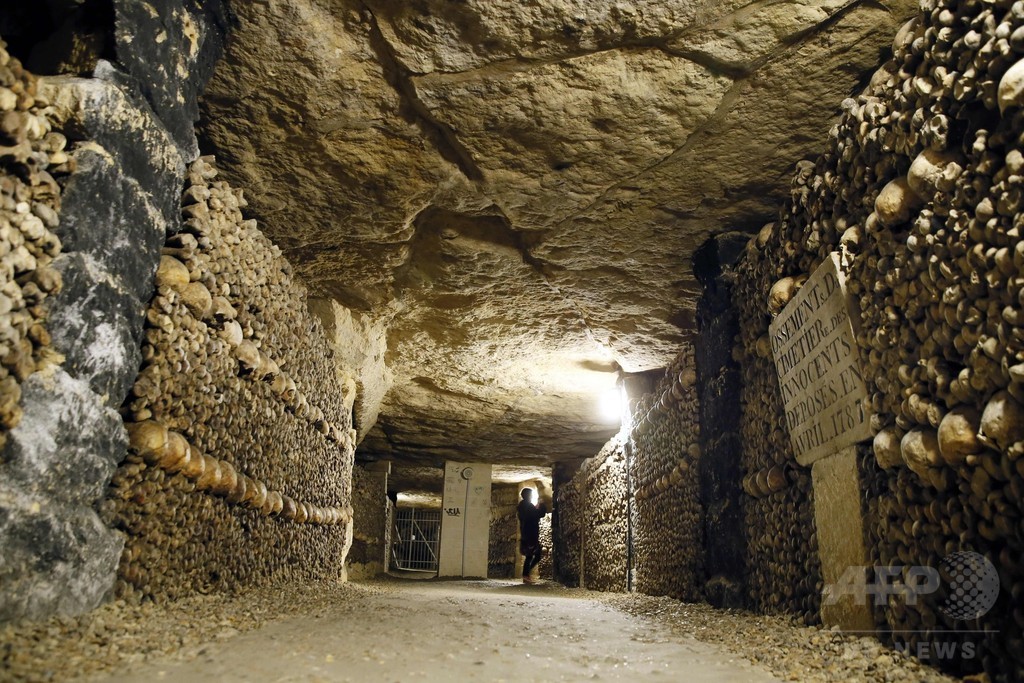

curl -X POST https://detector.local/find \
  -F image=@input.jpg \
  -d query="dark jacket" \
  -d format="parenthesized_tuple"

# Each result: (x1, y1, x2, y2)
(517, 500, 548, 545)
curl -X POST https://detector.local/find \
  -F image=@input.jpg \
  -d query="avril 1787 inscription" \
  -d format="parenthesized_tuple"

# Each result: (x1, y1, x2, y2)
(769, 253, 873, 465)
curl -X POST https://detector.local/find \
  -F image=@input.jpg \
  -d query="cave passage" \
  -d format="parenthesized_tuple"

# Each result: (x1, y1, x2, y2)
(1, 0, 1023, 681)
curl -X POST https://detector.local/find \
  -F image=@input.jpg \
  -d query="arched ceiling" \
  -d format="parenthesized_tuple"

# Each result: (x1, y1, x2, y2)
(199, 0, 915, 467)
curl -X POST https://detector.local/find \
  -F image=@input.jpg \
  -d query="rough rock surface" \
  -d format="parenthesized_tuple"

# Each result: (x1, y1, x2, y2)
(0, 0, 227, 622)
(201, 0, 915, 464)
(113, 0, 229, 159)
(307, 297, 391, 439)
(0, 369, 125, 621)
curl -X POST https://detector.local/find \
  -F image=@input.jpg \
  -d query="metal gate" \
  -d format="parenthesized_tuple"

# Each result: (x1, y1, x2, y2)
(391, 508, 441, 572)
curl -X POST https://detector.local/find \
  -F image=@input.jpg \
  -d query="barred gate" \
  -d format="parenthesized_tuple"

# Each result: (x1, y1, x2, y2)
(391, 508, 441, 572)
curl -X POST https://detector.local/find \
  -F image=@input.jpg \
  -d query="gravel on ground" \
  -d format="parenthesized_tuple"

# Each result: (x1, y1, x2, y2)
(0, 577, 963, 683)
(606, 594, 961, 683)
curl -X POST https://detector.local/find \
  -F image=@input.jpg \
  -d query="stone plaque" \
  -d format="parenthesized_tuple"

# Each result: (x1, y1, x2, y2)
(769, 252, 872, 466)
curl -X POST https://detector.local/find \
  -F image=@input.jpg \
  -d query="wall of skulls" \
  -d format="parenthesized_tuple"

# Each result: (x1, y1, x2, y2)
(0, 43, 64, 450)
(538, 513, 553, 580)
(555, 346, 701, 596)
(488, 484, 519, 579)
(629, 346, 704, 602)
(553, 465, 583, 586)
(732, 236, 823, 625)
(733, 0, 1024, 676)
(348, 465, 390, 579)
(554, 440, 629, 591)
(101, 156, 355, 602)
(580, 441, 628, 591)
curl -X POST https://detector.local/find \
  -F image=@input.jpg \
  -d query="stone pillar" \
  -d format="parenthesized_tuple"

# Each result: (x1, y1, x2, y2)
(438, 462, 491, 577)
(0, 1, 227, 622)
(812, 447, 874, 630)
(348, 461, 391, 580)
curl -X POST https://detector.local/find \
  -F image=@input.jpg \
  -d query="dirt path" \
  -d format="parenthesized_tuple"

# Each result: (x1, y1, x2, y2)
(89, 579, 779, 683)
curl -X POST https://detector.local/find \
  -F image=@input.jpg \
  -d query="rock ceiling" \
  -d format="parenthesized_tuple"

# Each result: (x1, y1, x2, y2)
(200, 0, 914, 467)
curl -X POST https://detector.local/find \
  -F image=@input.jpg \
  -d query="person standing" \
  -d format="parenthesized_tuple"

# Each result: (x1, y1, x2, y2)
(517, 486, 548, 584)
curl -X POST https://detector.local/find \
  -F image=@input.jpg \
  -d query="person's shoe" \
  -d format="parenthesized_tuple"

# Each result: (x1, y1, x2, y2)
(522, 575, 535, 585)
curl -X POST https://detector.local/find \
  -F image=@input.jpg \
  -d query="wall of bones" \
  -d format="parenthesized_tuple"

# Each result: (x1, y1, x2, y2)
(0, 0, 359, 619)
(0, 0, 230, 620)
(349, 465, 391, 580)
(489, 484, 519, 579)
(733, 0, 1024, 675)
(556, 0, 1024, 678)
(2, 0, 1023, 679)
(554, 439, 629, 591)
(555, 348, 702, 598)
(107, 156, 355, 602)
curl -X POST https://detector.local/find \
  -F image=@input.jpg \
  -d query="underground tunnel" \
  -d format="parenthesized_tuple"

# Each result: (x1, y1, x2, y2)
(1, 0, 1023, 680)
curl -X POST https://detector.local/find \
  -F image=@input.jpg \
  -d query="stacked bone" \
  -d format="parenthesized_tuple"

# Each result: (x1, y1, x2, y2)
(0, 42, 67, 451)
(580, 440, 628, 591)
(629, 345, 704, 601)
(731, 174, 824, 626)
(553, 472, 582, 587)
(488, 485, 519, 578)
(733, 0, 1024, 673)
(733, 252, 824, 624)
(538, 512, 554, 580)
(103, 156, 354, 602)
(347, 464, 390, 577)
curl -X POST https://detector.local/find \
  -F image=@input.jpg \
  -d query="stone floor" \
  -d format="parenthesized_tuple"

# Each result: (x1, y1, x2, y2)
(2, 577, 957, 682)
(88, 579, 777, 682)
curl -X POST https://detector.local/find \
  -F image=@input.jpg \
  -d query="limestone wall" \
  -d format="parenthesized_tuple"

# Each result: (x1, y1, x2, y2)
(733, 0, 1024, 675)
(629, 346, 704, 601)
(106, 157, 354, 602)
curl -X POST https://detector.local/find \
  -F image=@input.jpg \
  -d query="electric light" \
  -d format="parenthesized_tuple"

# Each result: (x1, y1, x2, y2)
(598, 386, 624, 424)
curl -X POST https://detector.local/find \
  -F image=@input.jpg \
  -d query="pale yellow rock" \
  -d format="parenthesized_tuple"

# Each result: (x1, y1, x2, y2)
(200, 0, 914, 463)
(673, 0, 852, 72)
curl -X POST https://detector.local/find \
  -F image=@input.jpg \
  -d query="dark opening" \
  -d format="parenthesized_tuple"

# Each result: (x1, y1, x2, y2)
(0, 0, 115, 76)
